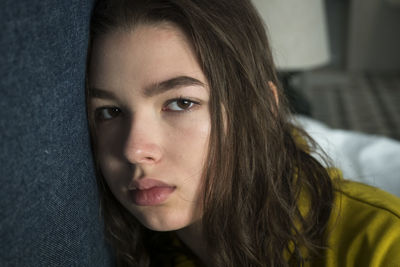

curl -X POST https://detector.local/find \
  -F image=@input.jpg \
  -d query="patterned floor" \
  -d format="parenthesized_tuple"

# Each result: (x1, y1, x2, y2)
(295, 71, 400, 140)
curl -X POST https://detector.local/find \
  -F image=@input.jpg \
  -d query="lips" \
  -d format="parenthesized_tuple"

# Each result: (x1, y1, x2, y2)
(129, 178, 175, 206)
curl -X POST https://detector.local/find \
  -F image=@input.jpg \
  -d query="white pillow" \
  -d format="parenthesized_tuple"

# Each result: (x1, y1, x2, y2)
(295, 115, 400, 197)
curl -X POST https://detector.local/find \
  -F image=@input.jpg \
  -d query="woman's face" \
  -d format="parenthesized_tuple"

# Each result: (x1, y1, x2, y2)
(89, 24, 210, 231)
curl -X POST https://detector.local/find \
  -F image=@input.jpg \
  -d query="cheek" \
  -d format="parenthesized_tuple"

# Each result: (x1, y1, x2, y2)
(96, 122, 126, 151)
(95, 129, 129, 188)
(162, 115, 210, 191)
(95, 121, 126, 159)
(168, 115, 210, 160)
(98, 156, 126, 191)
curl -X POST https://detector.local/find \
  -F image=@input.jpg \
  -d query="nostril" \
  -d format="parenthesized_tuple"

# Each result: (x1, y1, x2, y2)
(136, 155, 157, 163)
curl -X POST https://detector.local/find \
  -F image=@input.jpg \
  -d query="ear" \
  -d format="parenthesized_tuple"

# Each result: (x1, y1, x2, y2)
(268, 81, 279, 105)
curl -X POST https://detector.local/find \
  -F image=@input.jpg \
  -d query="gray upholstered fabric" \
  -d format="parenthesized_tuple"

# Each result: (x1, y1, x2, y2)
(0, 0, 112, 265)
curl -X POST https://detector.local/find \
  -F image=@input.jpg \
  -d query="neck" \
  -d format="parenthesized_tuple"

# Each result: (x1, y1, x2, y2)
(176, 221, 210, 266)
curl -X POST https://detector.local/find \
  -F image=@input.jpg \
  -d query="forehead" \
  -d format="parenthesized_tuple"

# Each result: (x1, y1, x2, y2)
(89, 23, 206, 95)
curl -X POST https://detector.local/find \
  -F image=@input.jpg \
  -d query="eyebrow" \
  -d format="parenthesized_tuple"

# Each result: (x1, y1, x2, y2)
(143, 76, 205, 97)
(88, 87, 118, 100)
(89, 76, 205, 99)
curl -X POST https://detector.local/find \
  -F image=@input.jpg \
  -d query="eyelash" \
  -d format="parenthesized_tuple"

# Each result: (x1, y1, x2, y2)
(94, 97, 200, 122)
(94, 106, 121, 122)
(162, 97, 200, 112)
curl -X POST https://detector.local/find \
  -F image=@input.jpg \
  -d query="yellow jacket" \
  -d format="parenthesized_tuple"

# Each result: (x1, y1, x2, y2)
(153, 178, 400, 266)
(308, 179, 400, 267)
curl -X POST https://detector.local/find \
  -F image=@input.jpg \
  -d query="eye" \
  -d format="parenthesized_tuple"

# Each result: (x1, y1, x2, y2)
(94, 107, 121, 122)
(163, 98, 199, 112)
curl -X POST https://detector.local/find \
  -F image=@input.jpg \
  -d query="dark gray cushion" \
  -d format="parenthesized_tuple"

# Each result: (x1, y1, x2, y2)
(0, 0, 112, 265)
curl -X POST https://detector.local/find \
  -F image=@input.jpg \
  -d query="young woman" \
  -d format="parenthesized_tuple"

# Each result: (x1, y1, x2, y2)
(86, 0, 400, 266)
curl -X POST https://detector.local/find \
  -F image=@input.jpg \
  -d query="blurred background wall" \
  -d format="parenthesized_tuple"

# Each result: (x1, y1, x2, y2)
(252, 0, 400, 195)
(253, 0, 400, 140)
(328, 0, 400, 71)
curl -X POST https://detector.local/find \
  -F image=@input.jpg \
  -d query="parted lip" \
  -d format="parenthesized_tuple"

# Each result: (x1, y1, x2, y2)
(128, 178, 175, 191)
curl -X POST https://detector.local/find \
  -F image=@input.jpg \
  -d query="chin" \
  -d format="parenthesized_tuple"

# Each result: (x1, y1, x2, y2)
(133, 209, 197, 232)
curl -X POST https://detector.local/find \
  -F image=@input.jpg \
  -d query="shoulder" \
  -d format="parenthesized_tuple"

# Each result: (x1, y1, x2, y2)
(337, 179, 400, 219)
(319, 179, 400, 266)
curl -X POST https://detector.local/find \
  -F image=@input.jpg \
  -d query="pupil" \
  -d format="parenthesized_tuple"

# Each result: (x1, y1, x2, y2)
(111, 107, 119, 115)
(178, 100, 190, 109)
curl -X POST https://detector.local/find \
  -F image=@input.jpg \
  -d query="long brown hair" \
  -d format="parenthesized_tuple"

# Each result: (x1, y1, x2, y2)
(87, 0, 334, 266)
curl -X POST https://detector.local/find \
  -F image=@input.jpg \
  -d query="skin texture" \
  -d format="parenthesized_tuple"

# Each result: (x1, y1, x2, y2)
(87, 2, 338, 265)
(89, 24, 211, 234)
(89, 23, 280, 265)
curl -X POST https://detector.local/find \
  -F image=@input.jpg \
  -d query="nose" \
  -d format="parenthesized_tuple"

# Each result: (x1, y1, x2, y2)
(123, 114, 162, 165)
